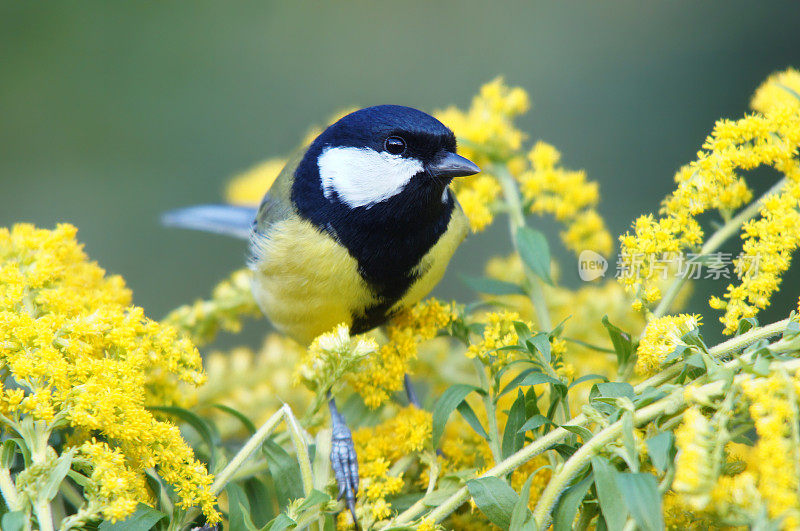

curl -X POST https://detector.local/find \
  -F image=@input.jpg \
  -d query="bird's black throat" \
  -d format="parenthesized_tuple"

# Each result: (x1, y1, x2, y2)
(293, 160, 455, 333)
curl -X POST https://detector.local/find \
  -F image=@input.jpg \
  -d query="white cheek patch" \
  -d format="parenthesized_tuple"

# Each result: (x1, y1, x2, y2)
(317, 146, 424, 208)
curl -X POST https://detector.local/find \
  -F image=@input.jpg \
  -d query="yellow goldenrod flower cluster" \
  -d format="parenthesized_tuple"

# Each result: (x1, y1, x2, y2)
(436, 77, 530, 164)
(295, 323, 378, 399)
(740, 372, 800, 528)
(484, 253, 646, 376)
(164, 268, 262, 347)
(0, 224, 218, 524)
(349, 299, 456, 408)
(670, 368, 800, 530)
(342, 406, 432, 528)
(635, 314, 701, 375)
(751, 67, 800, 115)
(452, 175, 502, 232)
(436, 78, 612, 252)
(465, 310, 523, 366)
(672, 407, 720, 508)
(518, 141, 613, 255)
(619, 69, 800, 325)
(711, 158, 800, 332)
(435, 77, 529, 231)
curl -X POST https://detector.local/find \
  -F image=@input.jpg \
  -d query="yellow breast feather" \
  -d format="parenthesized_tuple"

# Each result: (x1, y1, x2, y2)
(249, 216, 378, 345)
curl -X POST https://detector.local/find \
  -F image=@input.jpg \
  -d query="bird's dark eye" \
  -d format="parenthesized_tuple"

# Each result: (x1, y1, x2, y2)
(384, 136, 406, 155)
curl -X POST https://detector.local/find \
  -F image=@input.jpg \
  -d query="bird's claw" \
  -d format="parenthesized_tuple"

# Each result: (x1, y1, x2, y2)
(330, 399, 359, 526)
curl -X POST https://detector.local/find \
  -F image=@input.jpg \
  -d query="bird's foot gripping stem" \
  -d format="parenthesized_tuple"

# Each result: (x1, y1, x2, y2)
(404, 373, 422, 409)
(329, 394, 359, 526)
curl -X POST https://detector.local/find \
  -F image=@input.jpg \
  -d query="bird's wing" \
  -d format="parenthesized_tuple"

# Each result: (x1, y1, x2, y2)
(252, 148, 304, 235)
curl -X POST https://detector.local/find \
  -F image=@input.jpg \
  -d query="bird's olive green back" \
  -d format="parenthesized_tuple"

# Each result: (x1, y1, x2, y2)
(253, 147, 305, 236)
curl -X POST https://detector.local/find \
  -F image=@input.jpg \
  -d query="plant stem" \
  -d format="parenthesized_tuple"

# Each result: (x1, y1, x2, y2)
(637, 318, 789, 390)
(495, 165, 552, 331)
(473, 358, 502, 464)
(283, 405, 314, 497)
(532, 389, 684, 527)
(210, 406, 285, 495)
(651, 178, 787, 320)
(387, 317, 792, 527)
(34, 501, 55, 531)
(0, 467, 21, 511)
(532, 322, 798, 528)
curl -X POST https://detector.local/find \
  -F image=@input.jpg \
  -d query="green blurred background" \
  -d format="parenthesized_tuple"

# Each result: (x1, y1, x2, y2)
(2, 1, 799, 343)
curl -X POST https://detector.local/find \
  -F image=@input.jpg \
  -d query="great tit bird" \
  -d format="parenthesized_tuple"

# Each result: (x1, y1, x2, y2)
(164, 105, 480, 522)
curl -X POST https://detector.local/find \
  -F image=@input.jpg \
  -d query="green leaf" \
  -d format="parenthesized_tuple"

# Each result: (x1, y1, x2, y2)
(512, 320, 533, 341)
(595, 382, 635, 400)
(297, 489, 331, 512)
(552, 474, 592, 531)
(98, 504, 167, 531)
(517, 414, 554, 434)
(569, 373, 608, 389)
(616, 473, 664, 531)
(42, 448, 75, 501)
(467, 476, 519, 529)
(423, 487, 461, 506)
(591, 456, 628, 531)
(243, 476, 276, 527)
(516, 226, 552, 284)
(263, 439, 305, 509)
(498, 367, 540, 398)
(519, 371, 561, 388)
(602, 316, 636, 368)
(226, 482, 260, 531)
(432, 384, 483, 447)
(150, 405, 220, 470)
(528, 333, 552, 363)
(268, 513, 297, 531)
(561, 424, 593, 441)
(0, 440, 18, 469)
(622, 411, 639, 473)
(457, 400, 489, 440)
(647, 432, 676, 473)
(509, 474, 537, 530)
(1, 511, 25, 531)
(460, 274, 527, 296)
(502, 390, 527, 459)
(211, 404, 257, 435)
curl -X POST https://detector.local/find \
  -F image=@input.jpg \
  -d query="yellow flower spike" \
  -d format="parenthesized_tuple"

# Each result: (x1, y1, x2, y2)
(672, 407, 717, 508)
(295, 323, 378, 397)
(517, 141, 613, 256)
(348, 406, 432, 526)
(740, 372, 800, 528)
(164, 268, 262, 347)
(436, 77, 531, 232)
(718, 163, 800, 333)
(0, 224, 219, 523)
(465, 310, 524, 369)
(349, 299, 456, 409)
(619, 70, 800, 317)
(751, 68, 800, 115)
(636, 314, 702, 376)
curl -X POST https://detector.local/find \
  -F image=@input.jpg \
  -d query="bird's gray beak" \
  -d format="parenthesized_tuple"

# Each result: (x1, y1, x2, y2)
(428, 151, 481, 179)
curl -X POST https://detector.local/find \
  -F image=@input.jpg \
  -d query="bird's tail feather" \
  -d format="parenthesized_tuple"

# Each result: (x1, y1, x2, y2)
(161, 204, 257, 240)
